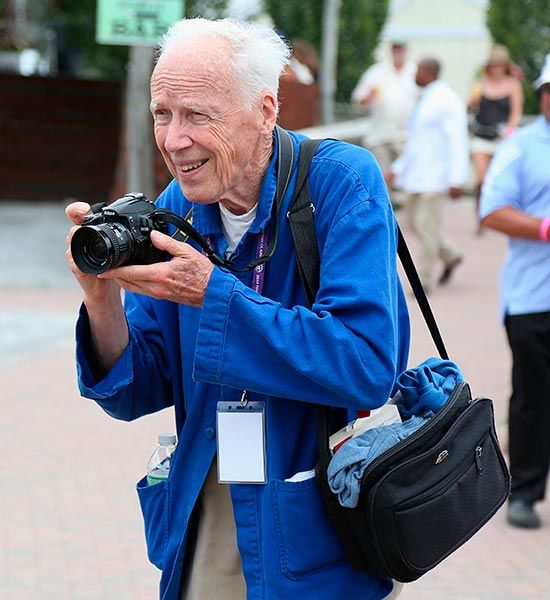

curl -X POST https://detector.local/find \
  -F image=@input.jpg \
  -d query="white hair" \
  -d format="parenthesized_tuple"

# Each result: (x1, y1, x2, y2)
(158, 18, 291, 109)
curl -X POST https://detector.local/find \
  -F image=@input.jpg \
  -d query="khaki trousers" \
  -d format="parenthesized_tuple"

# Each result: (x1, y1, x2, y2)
(404, 192, 461, 288)
(370, 141, 407, 207)
(180, 465, 246, 600)
(370, 141, 405, 175)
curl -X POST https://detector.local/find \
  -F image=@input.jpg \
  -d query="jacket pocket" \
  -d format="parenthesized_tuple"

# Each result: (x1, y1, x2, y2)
(136, 475, 170, 570)
(272, 477, 346, 579)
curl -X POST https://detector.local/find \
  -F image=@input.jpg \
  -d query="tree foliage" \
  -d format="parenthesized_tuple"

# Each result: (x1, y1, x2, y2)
(264, 0, 389, 102)
(487, 0, 550, 114)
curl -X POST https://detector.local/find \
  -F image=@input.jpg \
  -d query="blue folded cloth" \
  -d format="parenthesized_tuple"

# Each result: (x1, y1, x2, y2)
(327, 415, 427, 508)
(327, 358, 463, 508)
(396, 357, 464, 420)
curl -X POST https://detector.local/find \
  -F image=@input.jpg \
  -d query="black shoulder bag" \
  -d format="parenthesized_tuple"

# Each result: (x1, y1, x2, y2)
(287, 139, 511, 583)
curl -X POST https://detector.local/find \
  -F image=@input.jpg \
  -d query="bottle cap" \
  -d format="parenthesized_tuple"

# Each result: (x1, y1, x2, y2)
(158, 433, 177, 446)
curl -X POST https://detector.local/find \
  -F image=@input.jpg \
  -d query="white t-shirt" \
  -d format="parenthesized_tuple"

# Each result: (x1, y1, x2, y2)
(352, 62, 418, 145)
(219, 203, 258, 257)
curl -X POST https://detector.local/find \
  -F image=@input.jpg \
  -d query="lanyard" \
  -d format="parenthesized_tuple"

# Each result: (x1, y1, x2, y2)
(251, 230, 268, 294)
(204, 229, 268, 294)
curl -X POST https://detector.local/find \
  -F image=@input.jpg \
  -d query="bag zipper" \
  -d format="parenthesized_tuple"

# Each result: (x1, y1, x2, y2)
(361, 384, 476, 484)
(394, 432, 489, 511)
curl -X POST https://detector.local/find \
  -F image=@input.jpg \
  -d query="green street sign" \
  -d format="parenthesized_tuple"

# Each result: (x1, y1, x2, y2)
(96, 0, 184, 46)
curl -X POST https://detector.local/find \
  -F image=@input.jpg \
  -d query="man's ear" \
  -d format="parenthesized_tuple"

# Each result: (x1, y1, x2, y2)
(258, 91, 278, 134)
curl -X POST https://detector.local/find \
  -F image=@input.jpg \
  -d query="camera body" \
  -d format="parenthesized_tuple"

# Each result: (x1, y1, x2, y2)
(71, 193, 168, 275)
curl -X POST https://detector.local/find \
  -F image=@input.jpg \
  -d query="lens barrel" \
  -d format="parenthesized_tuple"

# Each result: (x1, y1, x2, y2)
(71, 223, 134, 275)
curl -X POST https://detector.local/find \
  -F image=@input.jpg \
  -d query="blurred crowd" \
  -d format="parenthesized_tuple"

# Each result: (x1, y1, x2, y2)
(351, 40, 530, 291)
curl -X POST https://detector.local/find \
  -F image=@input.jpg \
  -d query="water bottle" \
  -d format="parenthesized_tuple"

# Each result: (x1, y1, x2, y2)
(146, 433, 177, 486)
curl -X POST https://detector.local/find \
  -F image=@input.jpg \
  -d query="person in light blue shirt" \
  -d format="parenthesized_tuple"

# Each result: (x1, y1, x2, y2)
(64, 18, 410, 600)
(480, 55, 550, 530)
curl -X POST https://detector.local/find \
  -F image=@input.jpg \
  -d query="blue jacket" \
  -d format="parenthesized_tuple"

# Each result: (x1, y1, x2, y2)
(76, 130, 411, 600)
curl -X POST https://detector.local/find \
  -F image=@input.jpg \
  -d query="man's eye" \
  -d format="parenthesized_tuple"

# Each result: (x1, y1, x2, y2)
(154, 110, 170, 122)
(190, 111, 209, 123)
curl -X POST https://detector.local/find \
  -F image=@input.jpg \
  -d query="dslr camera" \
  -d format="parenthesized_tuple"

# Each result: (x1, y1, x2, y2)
(71, 193, 168, 275)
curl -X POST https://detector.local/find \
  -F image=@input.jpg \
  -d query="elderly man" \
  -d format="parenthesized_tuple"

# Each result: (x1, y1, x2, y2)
(480, 56, 550, 530)
(389, 58, 468, 293)
(66, 18, 409, 600)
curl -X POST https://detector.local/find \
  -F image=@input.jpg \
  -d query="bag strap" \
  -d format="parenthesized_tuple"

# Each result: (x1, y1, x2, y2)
(287, 139, 323, 306)
(395, 229, 449, 360)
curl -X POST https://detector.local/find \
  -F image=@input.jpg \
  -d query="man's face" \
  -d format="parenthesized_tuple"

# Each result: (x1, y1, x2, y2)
(415, 63, 430, 87)
(540, 84, 550, 121)
(150, 37, 276, 205)
(391, 45, 407, 67)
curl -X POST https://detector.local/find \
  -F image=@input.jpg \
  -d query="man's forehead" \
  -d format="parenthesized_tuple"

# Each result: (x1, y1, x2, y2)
(155, 36, 231, 77)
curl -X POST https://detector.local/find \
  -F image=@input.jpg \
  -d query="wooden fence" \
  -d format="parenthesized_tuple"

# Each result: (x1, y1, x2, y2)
(0, 74, 122, 203)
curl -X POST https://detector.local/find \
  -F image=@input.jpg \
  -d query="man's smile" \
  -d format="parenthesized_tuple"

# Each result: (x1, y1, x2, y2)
(178, 159, 209, 173)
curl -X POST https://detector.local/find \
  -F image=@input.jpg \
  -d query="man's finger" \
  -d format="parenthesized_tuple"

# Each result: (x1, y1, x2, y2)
(150, 230, 188, 256)
(99, 263, 163, 283)
(66, 225, 80, 245)
(66, 202, 91, 225)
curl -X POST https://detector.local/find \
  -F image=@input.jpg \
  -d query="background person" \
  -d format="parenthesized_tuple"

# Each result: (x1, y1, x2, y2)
(65, 18, 409, 600)
(469, 44, 524, 233)
(290, 38, 320, 84)
(352, 41, 417, 178)
(279, 37, 319, 86)
(479, 54, 550, 530)
(388, 58, 468, 293)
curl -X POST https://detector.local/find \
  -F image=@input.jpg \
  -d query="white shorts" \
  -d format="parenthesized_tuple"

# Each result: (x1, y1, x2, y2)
(470, 135, 501, 156)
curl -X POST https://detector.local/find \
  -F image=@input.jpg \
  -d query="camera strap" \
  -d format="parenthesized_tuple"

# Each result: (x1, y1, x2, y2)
(154, 125, 295, 273)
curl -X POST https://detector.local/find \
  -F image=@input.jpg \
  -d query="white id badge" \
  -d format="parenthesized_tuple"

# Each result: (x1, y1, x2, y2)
(216, 400, 266, 484)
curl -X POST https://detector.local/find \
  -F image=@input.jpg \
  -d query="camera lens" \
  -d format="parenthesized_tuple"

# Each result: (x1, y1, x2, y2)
(71, 223, 134, 275)
(88, 236, 109, 262)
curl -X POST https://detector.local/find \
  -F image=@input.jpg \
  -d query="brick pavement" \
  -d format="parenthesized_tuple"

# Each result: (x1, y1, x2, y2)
(0, 198, 548, 599)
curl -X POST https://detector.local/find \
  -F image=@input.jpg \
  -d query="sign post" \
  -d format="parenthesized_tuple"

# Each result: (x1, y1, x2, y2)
(96, 0, 184, 47)
(95, 1, 184, 199)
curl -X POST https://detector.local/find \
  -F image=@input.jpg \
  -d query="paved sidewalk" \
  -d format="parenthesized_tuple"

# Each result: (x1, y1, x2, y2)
(0, 198, 549, 599)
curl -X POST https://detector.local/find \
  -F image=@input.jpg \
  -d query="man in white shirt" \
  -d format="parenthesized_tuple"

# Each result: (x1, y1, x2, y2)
(389, 58, 468, 292)
(352, 42, 417, 174)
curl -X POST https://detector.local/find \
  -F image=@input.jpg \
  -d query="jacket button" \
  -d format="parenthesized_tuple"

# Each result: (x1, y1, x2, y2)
(205, 427, 215, 439)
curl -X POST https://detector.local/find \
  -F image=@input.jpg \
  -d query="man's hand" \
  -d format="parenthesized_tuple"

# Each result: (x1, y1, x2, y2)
(449, 187, 462, 200)
(357, 89, 376, 109)
(65, 202, 122, 305)
(65, 201, 128, 374)
(98, 230, 215, 307)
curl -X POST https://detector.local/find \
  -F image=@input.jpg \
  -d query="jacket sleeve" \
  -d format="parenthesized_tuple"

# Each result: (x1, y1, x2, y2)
(74, 183, 185, 422)
(75, 295, 174, 422)
(193, 182, 409, 410)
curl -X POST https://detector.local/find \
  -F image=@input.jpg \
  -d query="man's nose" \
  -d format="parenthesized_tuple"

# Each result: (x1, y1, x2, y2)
(163, 121, 193, 153)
